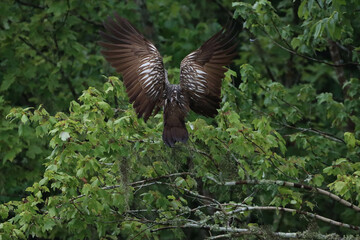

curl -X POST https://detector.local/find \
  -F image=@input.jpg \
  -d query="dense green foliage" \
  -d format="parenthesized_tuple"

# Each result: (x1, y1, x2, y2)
(1, 0, 360, 239)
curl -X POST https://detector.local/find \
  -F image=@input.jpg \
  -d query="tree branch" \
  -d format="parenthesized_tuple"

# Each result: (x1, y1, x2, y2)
(151, 223, 300, 237)
(282, 123, 345, 144)
(68, 172, 194, 203)
(77, 15, 102, 28)
(328, 39, 347, 90)
(15, 0, 45, 9)
(19, 36, 56, 66)
(223, 205, 359, 231)
(151, 223, 350, 239)
(328, 39, 355, 131)
(206, 234, 232, 240)
(19, 36, 77, 98)
(239, 131, 299, 181)
(189, 145, 221, 173)
(262, 28, 360, 67)
(207, 177, 360, 213)
(129, 172, 194, 187)
(117, 179, 360, 230)
(129, 217, 347, 239)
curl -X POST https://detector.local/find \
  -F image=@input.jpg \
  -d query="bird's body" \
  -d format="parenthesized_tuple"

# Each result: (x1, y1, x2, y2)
(99, 14, 239, 147)
(163, 84, 189, 147)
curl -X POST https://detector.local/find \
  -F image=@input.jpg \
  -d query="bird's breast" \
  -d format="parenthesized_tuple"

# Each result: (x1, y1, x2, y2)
(164, 85, 189, 113)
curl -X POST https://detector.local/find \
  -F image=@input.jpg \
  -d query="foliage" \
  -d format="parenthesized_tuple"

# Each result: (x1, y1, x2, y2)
(1, 0, 360, 239)
(0, 97, 48, 204)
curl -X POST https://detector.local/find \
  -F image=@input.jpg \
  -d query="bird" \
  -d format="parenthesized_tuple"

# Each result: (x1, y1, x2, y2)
(99, 13, 239, 147)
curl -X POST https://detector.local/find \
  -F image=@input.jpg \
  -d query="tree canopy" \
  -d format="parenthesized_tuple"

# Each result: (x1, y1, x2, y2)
(1, 0, 360, 239)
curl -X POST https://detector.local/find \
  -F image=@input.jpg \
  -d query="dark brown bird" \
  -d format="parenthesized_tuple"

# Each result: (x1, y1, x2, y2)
(99, 14, 239, 147)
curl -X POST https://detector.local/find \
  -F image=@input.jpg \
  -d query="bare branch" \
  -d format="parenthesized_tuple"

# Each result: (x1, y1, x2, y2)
(223, 204, 359, 231)
(151, 223, 299, 238)
(129, 215, 347, 239)
(206, 234, 232, 240)
(120, 179, 360, 230)
(124, 207, 356, 237)
(207, 177, 360, 213)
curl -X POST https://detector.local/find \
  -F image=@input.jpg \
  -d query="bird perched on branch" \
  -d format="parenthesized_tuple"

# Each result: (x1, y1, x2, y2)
(99, 13, 239, 147)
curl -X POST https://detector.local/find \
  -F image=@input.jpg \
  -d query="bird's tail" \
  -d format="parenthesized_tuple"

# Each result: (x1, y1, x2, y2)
(162, 125, 188, 147)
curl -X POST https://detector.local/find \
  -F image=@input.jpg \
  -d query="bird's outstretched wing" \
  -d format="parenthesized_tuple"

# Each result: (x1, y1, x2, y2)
(180, 21, 239, 117)
(99, 13, 166, 121)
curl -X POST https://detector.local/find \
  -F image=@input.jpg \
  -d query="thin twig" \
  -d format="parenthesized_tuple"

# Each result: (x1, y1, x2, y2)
(19, 36, 56, 66)
(129, 223, 155, 240)
(68, 172, 193, 203)
(129, 172, 193, 187)
(15, 0, 45, 9)
(262, 28, 359, 67)
(19, 36, 77, 98)
(189, 145, 221, 172)
(240, 131, 299, 181)
(78, 15, 102, 28)
(282, 123, 345, 144)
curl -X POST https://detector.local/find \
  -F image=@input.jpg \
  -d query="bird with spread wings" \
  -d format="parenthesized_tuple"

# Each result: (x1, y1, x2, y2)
(99, 13, 239, 147)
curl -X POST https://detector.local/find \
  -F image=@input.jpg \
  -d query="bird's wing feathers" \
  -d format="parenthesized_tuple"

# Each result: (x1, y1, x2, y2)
(180, 21, 239, 117)
(99, 14, 165, 121)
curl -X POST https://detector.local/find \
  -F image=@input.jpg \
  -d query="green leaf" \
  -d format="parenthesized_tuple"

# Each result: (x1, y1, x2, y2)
(238, 168, 245, 179)
(344, 132, 356, 148)
(298, 0, 308, 19)
(313, 21, 324, 39)
(82, 184, 91, 195)
(333, 181, 347, 196)
(0, 205, 9, 219)
(305, 201, 315, 211)
(21, 114, 29, 124)
(0, 74, 15, 91)
(42, 218, 56, 232)
(291, 38, 301, 49)
(312, 174, 324, 187)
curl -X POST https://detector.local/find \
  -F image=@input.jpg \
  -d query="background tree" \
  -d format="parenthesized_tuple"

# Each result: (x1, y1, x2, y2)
(1, 0, 360, 239)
